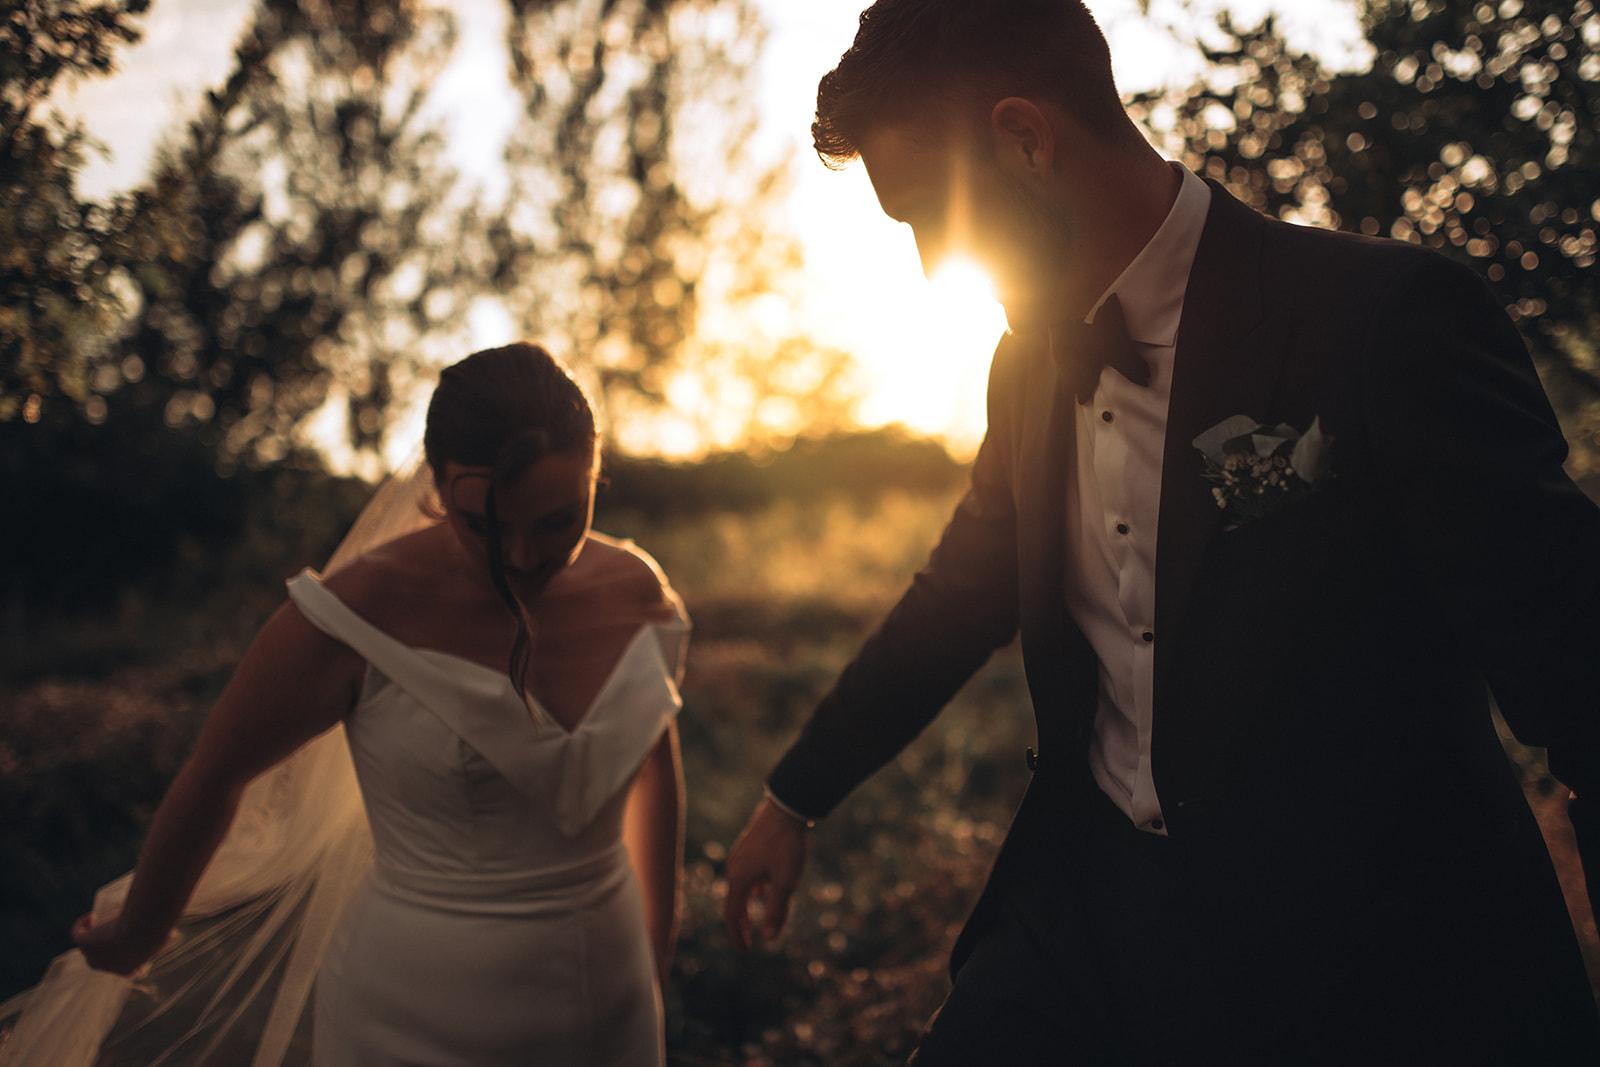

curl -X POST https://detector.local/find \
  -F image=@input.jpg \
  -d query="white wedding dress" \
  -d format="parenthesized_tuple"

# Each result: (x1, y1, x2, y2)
(285, 569, 685, 1067)
(0, 463, 686, 1067)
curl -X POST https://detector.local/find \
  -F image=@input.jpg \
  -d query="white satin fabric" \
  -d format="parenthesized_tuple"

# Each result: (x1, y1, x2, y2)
(287, 572, 684, 1065)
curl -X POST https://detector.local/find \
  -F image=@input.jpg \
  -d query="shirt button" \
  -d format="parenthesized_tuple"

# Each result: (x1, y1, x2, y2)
(1101, 410, 1115, 423)
(1116, 522, 1129, 535)
(1142, 631, 1154, 643)
(1150, 819, 1164, 831)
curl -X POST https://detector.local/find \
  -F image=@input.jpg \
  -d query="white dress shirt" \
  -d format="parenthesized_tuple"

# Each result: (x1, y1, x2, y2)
(1061, 164, 1212, 836)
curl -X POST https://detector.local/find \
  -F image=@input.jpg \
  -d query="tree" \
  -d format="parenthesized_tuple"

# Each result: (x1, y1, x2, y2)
(5, 0, 494, 472)
(0, 0, 148, 423)
(488, 0, 855, 455)
(1132, 0, 1600, 476)
(0, 0, 222, 620)
(9, 0, 854, 465)
(105, 0, 482, 473)
(3, 0, 855, 618)
(1, 0, 480, 619)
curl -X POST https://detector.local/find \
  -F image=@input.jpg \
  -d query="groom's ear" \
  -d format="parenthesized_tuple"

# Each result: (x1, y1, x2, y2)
(989, 97, 1056, 182)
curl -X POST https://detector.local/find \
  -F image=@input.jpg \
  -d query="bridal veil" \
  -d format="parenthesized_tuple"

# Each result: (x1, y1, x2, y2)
(0, 456, 440, 1067)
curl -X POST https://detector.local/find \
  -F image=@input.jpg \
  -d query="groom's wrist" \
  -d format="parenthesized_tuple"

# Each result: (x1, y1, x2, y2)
(762, 785, 817, 831)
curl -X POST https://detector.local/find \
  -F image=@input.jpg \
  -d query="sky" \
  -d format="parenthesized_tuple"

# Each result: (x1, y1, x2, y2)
(58, 0, 1369, 461)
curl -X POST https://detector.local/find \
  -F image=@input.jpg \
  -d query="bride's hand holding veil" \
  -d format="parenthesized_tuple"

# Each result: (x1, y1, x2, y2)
(69, 596, 366, 977)
(69, 912, 167, 977)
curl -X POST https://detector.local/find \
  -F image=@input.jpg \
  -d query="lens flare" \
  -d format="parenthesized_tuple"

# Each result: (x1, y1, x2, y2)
(930, 258, 998, 304)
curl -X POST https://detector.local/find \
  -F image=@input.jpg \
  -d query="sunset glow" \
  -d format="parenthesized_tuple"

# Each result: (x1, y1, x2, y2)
(762, 0, 1366, 458)
(59, 0, 1367, 465)
(849, 257, 1009, 458)
(930, 259, 1001, 319)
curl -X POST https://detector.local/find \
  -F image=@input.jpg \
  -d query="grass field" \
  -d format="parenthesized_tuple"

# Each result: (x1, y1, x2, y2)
(0, 483, 1038, 1065)
(4, 477, 1594, 1065)
(608, 490, 1037, 1064)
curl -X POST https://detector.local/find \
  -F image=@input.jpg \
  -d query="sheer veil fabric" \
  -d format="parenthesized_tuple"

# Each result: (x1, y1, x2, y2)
(0, 455, 442, 1067)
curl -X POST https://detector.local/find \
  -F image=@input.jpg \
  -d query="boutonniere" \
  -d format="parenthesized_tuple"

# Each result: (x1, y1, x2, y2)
(1192, 415, 1334, 527)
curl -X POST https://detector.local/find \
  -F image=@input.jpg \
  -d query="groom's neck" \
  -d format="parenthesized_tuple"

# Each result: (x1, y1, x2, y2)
(1023, 144, 1182, 330)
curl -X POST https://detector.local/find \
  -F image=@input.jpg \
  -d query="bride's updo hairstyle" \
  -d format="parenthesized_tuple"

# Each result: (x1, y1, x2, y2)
(423, 342, 598, 695)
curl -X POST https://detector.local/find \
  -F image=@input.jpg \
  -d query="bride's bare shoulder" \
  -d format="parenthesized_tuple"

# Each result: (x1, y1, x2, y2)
(317, 525, 455, 620)
(576, 532, 682, 621)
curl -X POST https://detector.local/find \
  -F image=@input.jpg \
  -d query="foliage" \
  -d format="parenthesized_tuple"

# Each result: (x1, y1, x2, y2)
(13, 0, 856, 463)
(3, 0, 482, 461)
(0, 445, 369, 679)
(4, 0, 852, 469)
(596, 426, 968, 522)
(488, 0, 856, 454)
(1131, 0, 1600, 472)
(1, 0, 485, 640)
(0, 0, 148, 421)
(599, 454, 1031, 1063)
(667, 627, 1028, 1066)
(4, 0, 857, 642)
(0, 653, 234, 1004)
(104, 0, 479, 470)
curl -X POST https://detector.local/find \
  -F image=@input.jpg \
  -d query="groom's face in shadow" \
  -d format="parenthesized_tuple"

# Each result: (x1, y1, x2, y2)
(858, 114, 1069, 329)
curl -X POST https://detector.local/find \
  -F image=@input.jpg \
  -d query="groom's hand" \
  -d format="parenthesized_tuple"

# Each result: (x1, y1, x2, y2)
(722, 797, 809, 953)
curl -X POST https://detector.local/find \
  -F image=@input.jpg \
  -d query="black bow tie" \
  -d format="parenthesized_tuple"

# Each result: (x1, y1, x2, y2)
(1051, 294, 1150, 405)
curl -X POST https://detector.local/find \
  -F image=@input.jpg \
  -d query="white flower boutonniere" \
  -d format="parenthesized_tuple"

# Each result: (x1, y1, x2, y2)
(1192, 415, 1334, 527)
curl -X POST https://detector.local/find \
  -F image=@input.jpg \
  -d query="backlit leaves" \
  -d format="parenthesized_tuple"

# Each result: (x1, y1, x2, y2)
(1132, 0, 1600, 439)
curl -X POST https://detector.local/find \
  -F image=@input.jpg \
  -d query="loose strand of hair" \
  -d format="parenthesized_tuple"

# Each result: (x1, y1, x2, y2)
(484, 481, 537, 715)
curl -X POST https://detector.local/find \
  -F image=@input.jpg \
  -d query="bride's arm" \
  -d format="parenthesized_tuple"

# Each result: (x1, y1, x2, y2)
(73, 598, 365, 974)
(623, 723, 685, 989)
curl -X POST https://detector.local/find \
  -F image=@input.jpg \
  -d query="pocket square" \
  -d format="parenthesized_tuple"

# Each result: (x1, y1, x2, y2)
(1193, 415, 1334, 528)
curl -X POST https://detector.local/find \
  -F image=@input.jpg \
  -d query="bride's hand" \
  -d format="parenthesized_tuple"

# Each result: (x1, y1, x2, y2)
(72, 911, 166, 976)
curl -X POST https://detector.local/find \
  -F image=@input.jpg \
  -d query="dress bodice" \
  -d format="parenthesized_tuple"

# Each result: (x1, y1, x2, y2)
(285, 570, 686, 897)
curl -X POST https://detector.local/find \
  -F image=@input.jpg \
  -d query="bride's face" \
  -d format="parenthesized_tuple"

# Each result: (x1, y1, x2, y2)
(440, 445, 597, 595)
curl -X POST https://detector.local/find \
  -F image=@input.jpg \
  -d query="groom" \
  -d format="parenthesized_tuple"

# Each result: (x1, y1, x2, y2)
(723, 0, 1600, 1062)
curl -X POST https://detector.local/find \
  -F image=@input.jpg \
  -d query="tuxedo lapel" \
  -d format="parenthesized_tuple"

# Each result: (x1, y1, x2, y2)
(1013, 329, 1070, 632)
(1007, 326, 1106, 740)
(1154, 184, 1294, 703)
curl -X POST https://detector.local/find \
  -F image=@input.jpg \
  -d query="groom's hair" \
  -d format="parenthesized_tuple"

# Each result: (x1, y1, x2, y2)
(813, 0, 1131, 168)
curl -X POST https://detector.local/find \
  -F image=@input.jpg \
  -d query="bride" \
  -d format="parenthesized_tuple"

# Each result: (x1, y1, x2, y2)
(10, 343, 687, 1066)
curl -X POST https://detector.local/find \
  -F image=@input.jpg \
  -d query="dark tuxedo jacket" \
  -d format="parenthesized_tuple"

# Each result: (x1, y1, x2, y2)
(768, 183, 1600, 1058)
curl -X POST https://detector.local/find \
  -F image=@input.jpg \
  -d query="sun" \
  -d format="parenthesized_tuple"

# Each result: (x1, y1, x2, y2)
(840, 254, 1007, 458)
(928, 257, 998, 307)
(929, 257, 1000, 307)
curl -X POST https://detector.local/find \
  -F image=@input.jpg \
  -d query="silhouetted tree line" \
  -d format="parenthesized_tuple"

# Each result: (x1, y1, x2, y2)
(597, 428, 967, 521)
